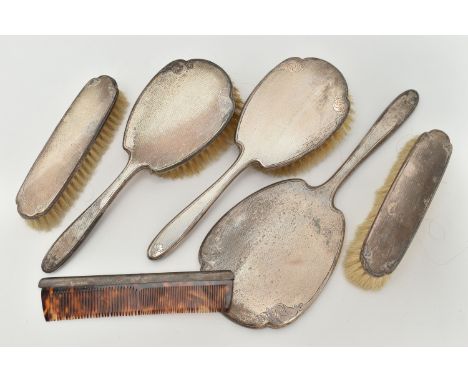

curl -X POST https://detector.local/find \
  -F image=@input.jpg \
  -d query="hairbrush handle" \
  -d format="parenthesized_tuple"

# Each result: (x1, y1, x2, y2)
(324, 90, 419, 196)
(148, 153, 251, 260)
(41, 160, 142, 273)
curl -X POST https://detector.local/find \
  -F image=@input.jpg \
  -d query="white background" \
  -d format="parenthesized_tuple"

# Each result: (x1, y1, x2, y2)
(0, 36, 467, 346)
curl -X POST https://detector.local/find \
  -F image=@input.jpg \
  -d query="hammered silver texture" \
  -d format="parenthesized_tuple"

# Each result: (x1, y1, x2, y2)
(149, 57, 350, 260)
(16, 75, 118, 219)
(199, 90, 419, 328)
(361, 129, 452, 277)
(200, 179, 343, 328)
(41, 59, 235, 273)
(124, 59, 234, 172)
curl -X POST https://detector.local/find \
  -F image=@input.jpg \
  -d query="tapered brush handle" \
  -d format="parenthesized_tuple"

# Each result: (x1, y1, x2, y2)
(148, 153, 251, 260)
(324, 90, 419, 196)
(41, 160, 141, 273)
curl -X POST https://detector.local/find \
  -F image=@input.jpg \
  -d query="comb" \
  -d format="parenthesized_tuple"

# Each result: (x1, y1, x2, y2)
(39, 271, 233, 321)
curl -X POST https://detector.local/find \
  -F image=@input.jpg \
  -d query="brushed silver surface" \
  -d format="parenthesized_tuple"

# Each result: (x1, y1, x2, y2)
(16, 75, 118, 219)
(199, 90, 419, 328)
(149, 57, 350, 259)
(361, 130, 452, 277)
(41, 59, 235, 273)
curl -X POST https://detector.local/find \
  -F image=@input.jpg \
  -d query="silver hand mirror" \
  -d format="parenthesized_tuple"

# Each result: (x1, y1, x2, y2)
(42, 59, 235, 272)
(149, 57, 350, 259)
(199, 90, 419, 328)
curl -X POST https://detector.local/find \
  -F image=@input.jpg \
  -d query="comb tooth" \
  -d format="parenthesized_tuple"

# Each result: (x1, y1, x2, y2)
(125, 286, 129, 315)
(117, 286, 122, 315)
(173, 286, 176, 313)
(123, 286, 127, 315)
(149, 288, 153, 315)
(87, 288, 91, 318)
(80, 288, 84, 318)
(90, 288, 94, 318)
(146, 287, 150, 314)
(208, 285, 212, 312)
(148, 287, 152, 313)
(220, 286, 224, 310)
(57, 289, 63, 320)
(147, 287, 151, 314)
(199, 285, 204, 313)
(126, 286, 131, 316)
(62, 289, 67, 319)
(162, 285, 166, 314)
(211, 285, 215, 312)
(118, 286, 122, 316)
(219, 286, 223, 310)
(113, 286, 118, 316)
(213, 284, 217, 312)
(150, 287, 154, 314)
(149, 287, 154, 314)
(85, 288, 90, 319)
(193, 285, 197, 313)
(179, 285, 184, 313)
(145, 287, 149, 314)
(109, 287, 114, 316)
(138, 288, 143, 315)
(79, 288, 83, 319)
(94, 288, 98, 317)
(167, 286, 171, 313)
(175, 285, 180, 313)
(48, 289, 54, 321)
(218, 286, 222, 311)
(107, 287, 112, 316)
(143, 287, 148, 314)
(119, 286, 123, 316)
(127, 286, 131, 316)
(184, 286, 188, 313)
(128, 286, 132, 316)
(155, 286, 160, 314)
(122, 286, 126, 316)
(170, 286, 175, 313)
(129, 286, 133, 315)
(98, 288, 102, 317)
(73, 288, 78, 319)
(171, 286, 175, 313)
(133, 286, 137, 315)
(66, 288, 71, 319)
(81, 288, 86, 319)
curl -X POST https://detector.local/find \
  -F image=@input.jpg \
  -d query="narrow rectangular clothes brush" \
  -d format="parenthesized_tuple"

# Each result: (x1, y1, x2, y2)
(344, 129, 452, 290)
(16, 75, 127, 230)
(39, 271, 234, 321)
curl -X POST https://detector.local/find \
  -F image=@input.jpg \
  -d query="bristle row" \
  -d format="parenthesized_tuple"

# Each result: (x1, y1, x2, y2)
(27, 93, 128, 231)
(262, 104, 355, 176)
(160, 86, 244, 179)
(42, 283, 230, 321)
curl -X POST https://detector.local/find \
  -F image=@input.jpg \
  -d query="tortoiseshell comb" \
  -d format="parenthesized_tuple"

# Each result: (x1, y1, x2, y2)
(39, 271, 233, 321)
